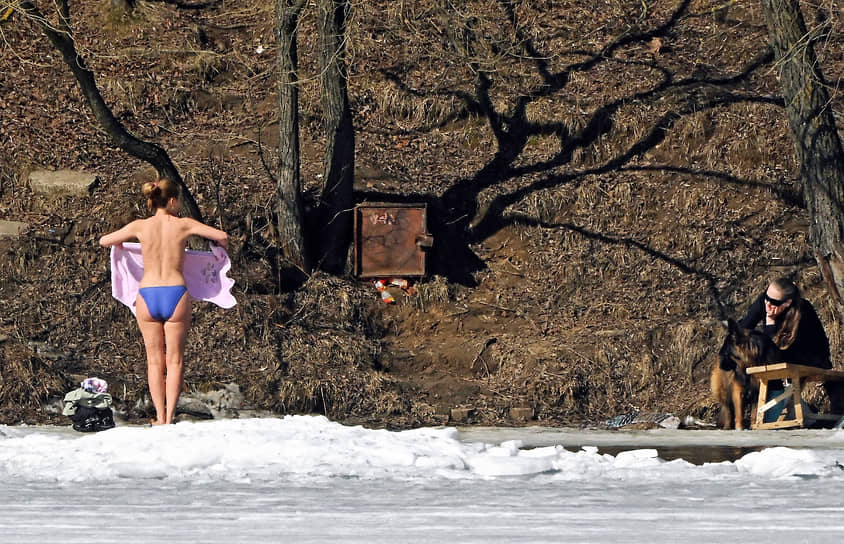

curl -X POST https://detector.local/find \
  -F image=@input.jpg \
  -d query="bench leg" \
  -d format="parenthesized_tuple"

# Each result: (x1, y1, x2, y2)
(792, 377, 804, 427)
(756, 385, 792, 423)
(754, 379, 769, 429)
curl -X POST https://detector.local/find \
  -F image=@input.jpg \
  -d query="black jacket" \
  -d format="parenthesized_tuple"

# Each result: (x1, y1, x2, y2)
(738, 293, 831, 369)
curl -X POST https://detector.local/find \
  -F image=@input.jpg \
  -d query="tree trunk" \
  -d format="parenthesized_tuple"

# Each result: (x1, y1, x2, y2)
(19, 1, 202, 221)
(760, 0, 844, 309)
(275, 0, 309, 274)
(317, 0, 355, 274)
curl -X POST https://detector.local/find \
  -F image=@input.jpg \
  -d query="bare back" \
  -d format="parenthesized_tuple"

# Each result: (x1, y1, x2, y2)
(99, 206, 228, 288)
(135, 214, 194, 288)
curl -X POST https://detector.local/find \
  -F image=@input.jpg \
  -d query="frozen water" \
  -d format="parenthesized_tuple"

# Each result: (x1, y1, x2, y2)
(2, 416, 843, 543)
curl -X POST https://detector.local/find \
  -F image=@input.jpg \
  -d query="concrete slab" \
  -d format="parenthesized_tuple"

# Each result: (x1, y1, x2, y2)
(450, 407, 473, 423)
(0, 220, 28, 237)
(28, 169, 98, 196)
(509, 407, 535, 422)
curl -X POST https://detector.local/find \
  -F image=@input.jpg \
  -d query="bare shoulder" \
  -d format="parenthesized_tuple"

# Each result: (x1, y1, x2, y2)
(178, 216, 202, 228)
(179, 216, 212, 234)
(179, 216, 228, 244)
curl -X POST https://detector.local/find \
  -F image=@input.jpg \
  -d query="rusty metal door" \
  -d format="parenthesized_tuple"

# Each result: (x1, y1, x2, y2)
(354, 203, 433, 278)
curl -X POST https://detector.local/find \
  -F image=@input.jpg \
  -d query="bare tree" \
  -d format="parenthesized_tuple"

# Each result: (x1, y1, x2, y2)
(16, 0, 202, 220)
(275, 0, 309, 273)
(316, 0, 354, 273)
(272, 0, 354, 275)
(760, 0, 844, 310)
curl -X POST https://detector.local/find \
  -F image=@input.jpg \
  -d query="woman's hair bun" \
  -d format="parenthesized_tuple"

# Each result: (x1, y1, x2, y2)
(142, 180, 161, 197)
(143, 178, 178, 211)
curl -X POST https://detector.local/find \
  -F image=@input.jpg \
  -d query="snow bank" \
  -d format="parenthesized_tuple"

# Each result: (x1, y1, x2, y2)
(1, 416, 843, 484)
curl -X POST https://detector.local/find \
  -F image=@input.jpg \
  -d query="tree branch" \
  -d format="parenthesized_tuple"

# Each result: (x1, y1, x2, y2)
(19, 0, 203, 220)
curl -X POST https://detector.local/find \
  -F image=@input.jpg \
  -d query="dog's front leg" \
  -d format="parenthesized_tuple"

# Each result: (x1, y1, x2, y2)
(730, 379, 745, 430)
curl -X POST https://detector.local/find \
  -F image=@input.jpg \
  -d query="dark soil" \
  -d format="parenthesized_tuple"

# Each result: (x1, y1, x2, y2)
(1, 0, 842, 428)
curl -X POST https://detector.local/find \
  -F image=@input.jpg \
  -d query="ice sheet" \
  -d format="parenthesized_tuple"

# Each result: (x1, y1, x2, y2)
(2, 416, 843, 543)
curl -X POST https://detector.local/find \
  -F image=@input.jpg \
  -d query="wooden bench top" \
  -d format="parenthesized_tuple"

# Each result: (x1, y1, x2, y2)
(746, 363, 844, 382)
(748, 363, 844, 430)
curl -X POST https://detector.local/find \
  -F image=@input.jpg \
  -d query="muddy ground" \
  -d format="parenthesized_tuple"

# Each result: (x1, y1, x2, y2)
(1, 0, 843, 428)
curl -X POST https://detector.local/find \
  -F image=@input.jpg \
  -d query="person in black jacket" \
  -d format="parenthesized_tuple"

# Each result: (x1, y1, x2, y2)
(738, 277, 830, 369)
(738, 277, 844, 419)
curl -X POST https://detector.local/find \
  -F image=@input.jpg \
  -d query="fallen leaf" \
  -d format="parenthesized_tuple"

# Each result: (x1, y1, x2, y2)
(647, 37, 663, 56)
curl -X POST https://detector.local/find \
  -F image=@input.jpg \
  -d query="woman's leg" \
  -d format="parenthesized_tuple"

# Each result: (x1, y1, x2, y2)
(163, 293, 191, 424)
(136, 295, 167, 424)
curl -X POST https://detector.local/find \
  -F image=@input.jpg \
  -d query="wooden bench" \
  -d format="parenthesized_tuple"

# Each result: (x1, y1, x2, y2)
(746, 363, 844, 430)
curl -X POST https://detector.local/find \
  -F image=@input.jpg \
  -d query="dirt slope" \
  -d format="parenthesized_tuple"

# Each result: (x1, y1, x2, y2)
(1, 0, 843, 427)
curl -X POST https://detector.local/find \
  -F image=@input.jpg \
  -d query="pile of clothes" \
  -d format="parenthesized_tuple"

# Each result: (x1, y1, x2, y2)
(62, 377, 116, 432)
(604, 411, 681, 430)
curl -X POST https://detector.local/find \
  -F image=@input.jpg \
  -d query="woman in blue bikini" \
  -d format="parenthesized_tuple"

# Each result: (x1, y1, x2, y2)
(100, 178, 228, 425)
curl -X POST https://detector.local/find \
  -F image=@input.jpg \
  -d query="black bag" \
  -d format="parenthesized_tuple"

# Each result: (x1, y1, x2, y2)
(70, 406, 116, 433)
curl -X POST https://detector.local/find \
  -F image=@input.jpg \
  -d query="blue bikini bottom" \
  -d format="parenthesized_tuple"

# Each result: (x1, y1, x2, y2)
(138, 286, 188, 322)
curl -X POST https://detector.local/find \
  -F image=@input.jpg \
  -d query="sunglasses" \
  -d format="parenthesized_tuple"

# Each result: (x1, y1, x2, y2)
(764, 294, 789, 307)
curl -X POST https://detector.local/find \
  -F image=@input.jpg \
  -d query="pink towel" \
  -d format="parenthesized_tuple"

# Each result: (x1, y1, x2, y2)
(110, 242, 236, 316)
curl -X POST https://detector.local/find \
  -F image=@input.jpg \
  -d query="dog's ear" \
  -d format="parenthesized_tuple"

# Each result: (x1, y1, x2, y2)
(725, 317, 743, 337)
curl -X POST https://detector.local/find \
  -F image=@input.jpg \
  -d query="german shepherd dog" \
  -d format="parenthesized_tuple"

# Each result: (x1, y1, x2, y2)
(710, 319, 781, 430)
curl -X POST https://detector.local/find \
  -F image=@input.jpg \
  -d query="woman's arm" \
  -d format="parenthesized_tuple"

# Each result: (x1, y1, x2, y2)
(738, 292, 765, 330)
(99, 221, 140, 248)
(185, 218, 229, 249)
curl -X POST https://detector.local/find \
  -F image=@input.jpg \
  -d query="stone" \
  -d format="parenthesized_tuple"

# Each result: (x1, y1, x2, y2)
(509, 407, 534, 422)
(175, 396, 214, 419)
(192, 383, 245, 418)
(28, 169, 98, 196)
(450, 407, 473, 423)
(26, 341, 70, 361)
(0, 220, 28, 237)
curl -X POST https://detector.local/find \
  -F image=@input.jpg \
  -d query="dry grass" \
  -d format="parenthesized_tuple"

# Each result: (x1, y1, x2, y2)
(2, 0, 844, 427)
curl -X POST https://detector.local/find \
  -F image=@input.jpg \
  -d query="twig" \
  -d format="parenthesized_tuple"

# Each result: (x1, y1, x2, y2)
(472, 337, 498, 377)
(146, 0, 221, 11)
(446, 307, 470, 317)
(476, 300, 516, 312)
(518, 311, 543, 334)
(256, 120, 278, 185)
(561, 345, 598, 366)
(121, 48, 219, 58)
(499, 268, 525, 278)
